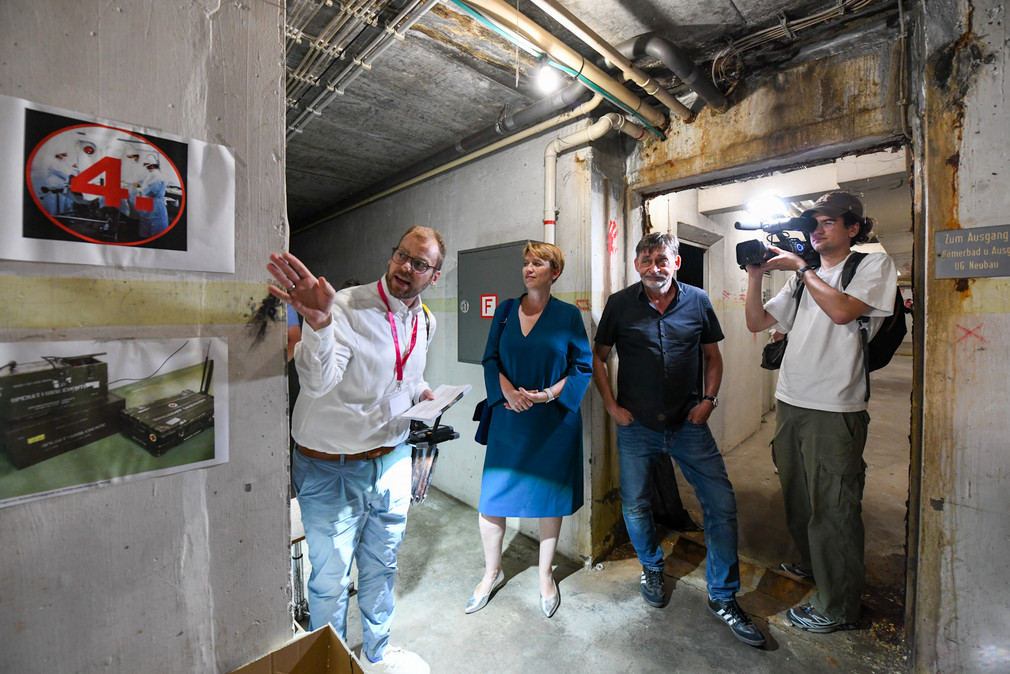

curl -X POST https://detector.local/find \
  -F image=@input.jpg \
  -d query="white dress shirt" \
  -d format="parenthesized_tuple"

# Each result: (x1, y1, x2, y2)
(291, 276, 435, 453)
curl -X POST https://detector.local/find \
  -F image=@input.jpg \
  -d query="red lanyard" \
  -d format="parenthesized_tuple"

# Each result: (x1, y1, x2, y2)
(376, 280, 418, 387)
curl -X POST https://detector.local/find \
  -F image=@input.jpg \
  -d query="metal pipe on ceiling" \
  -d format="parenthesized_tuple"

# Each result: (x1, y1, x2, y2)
(286, 0, 439, 140)
(611, 34, 729, 113)
(543, 113, 645, 243)
(286, 0, 387, 104)
(286, 0, 388, 107)
(285, 0, 331, 56)
(527, 0, 693, 120)
(458, 0, 668, 129)
(333, 0, 439, 95)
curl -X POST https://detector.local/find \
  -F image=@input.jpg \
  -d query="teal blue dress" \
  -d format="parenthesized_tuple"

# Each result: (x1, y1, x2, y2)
(479, 296, 593, 517)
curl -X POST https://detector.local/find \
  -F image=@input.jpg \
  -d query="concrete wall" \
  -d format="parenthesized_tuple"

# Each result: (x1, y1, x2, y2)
(0, 3, 290, 673)
(292, 120, 616, 563)
(911, 0, 1010, 670)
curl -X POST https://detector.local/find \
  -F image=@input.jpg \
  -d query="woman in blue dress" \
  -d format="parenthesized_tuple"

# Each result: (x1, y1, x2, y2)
(465, 241, 592, 618)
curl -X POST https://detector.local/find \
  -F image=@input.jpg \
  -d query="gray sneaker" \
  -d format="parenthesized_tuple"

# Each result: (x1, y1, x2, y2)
(640, 566, 665, 607)
(780, 562, 814, 581)
(787, 603, 858, 633)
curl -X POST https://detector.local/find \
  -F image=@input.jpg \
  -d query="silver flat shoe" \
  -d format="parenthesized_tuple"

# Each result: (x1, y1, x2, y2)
(464, 570, 505, 614)
(540, 577, 560, 618)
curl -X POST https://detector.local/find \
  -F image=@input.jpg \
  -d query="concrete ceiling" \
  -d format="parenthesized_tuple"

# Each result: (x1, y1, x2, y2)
(284, 0, 896, 234)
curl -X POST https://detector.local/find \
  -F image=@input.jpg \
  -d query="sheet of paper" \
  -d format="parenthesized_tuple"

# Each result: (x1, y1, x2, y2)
(402, 384, 472, 422)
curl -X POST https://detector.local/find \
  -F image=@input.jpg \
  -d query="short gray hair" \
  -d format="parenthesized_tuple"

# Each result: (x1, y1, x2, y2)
(635, 232, 679, 258)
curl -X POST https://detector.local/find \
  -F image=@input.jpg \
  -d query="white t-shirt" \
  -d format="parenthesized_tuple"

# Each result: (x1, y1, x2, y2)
(764, 251, 897, 412)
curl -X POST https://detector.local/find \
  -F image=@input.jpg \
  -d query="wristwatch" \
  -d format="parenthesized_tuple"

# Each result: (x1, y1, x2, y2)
(796, 265, 817, 277)
(702, 395, 718, 407)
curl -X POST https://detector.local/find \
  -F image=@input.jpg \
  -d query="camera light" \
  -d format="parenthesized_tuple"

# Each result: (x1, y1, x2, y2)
(745, 195, 789, 223)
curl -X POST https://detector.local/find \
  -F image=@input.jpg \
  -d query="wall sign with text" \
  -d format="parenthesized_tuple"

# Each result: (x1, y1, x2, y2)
(0, 94, 235, 272)
(935, 225, 1010, 279)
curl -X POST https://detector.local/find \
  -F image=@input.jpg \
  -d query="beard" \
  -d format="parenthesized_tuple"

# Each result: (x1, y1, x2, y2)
(641, 273, 671, 290)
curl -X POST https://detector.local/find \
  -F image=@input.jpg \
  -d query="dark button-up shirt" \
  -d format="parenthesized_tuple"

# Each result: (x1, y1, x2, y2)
(595, 281, 723, 432)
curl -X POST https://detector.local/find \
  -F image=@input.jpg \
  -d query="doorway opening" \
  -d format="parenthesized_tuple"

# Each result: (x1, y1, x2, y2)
(641, 147, 913, 639)
(678, 241, 706, 289)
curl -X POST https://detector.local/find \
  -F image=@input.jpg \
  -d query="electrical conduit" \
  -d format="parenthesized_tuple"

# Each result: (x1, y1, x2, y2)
(527, 0, 693, 119)
(457, 0, 668, 130)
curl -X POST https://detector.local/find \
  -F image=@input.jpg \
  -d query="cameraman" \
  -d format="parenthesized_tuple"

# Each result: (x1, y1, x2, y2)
(743, 191, 896, 633)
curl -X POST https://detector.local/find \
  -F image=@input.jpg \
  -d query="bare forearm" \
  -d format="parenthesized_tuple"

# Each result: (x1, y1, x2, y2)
(591, 352, 617, 408)
(704, 356, 722, 398)
(745, 268, 777, 332)
(801, 270, 870, 324)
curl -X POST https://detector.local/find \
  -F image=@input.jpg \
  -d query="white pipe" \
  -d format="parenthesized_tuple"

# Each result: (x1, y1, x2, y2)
(296, 95, 606, 232)
(543, 113, 645, 244)
(461, 0, 667, 129)
(528, 0, 693, 120)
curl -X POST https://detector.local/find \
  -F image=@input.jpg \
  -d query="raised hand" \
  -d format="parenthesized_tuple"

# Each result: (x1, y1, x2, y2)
(267, 252, 337, 331)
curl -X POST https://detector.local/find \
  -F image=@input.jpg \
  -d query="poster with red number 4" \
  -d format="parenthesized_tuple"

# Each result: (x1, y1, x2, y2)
(0, 93, 235, 272)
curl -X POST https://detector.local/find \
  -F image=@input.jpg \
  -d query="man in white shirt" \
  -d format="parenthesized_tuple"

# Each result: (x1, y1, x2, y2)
(744, 192, 896, 634)
(267, 226, 444, 674)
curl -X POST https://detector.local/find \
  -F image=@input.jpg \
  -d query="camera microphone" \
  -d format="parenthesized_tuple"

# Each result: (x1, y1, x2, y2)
(768, 216, 817, 233)
(733, 221, 765, 231)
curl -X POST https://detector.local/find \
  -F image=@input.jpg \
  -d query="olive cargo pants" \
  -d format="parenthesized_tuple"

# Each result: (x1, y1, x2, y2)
(772, 400, 870, 624)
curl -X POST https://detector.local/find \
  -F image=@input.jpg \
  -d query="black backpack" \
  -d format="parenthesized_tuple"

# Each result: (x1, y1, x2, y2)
(842, 252, 909, 400)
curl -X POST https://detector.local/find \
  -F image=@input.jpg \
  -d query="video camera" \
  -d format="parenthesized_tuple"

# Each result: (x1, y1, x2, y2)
(734, 216, 821, 269)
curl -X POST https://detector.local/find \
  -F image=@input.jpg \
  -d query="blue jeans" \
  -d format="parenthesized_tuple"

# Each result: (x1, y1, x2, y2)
(293, 443, 411, 662)
(617, 420, 741, 599)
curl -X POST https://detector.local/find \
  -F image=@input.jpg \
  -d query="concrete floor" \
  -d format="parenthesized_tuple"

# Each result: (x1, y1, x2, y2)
(676, 354, 912, 635)
(300, 355, 913, 673)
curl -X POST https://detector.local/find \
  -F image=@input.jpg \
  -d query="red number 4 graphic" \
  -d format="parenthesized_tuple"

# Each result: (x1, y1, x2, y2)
(69, 156, 154, 212)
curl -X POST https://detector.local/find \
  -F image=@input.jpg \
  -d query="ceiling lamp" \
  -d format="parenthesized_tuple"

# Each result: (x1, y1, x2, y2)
(535, 56, 563, 93)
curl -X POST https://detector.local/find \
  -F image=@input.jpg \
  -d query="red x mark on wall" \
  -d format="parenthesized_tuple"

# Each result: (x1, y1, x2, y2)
(955, 323, 988, 344)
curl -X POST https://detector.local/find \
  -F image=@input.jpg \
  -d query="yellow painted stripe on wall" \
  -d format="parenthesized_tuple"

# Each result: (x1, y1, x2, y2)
(0, 278, 276, 329)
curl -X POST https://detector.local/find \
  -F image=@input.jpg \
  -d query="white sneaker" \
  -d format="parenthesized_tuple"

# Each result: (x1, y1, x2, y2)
(359, 646, 430, 674)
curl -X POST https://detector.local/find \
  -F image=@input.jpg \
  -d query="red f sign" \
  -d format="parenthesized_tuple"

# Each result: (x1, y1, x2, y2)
(480, 295, 498, 318)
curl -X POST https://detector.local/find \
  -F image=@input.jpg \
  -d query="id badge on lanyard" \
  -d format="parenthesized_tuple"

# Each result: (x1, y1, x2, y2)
(377, 280, 418, 416)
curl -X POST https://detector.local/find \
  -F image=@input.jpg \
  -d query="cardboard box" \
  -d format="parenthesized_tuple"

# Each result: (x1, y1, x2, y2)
(230, 625, 364, 674)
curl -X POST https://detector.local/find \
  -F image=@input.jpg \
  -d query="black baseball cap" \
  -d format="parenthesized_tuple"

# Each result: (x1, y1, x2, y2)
(801, 191, 864, 220)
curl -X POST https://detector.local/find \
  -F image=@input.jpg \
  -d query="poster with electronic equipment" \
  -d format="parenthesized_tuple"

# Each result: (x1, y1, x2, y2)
(0, 93, 235, 272)
(0, 337, 228, 509)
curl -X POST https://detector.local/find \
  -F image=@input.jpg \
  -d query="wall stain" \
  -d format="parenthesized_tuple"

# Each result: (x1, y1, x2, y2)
(925, 19, 994, 309)
(596, 486, 622, 505)
(245, 294, 284, 348)
(417, 4, 537, 74)
(930, 497, 945, 511)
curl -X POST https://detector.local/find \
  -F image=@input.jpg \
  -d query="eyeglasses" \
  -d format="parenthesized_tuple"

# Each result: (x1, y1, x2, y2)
(391, 248, 439, 275)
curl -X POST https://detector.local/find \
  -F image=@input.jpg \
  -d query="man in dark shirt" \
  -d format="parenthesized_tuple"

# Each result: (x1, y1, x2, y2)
(592, 232, 764, 648)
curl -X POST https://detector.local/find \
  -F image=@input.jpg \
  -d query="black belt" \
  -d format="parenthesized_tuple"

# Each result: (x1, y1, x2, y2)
(296, 444, 396, 461)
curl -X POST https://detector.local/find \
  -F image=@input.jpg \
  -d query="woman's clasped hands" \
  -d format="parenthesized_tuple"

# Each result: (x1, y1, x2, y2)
(504, 387, 550, 412)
